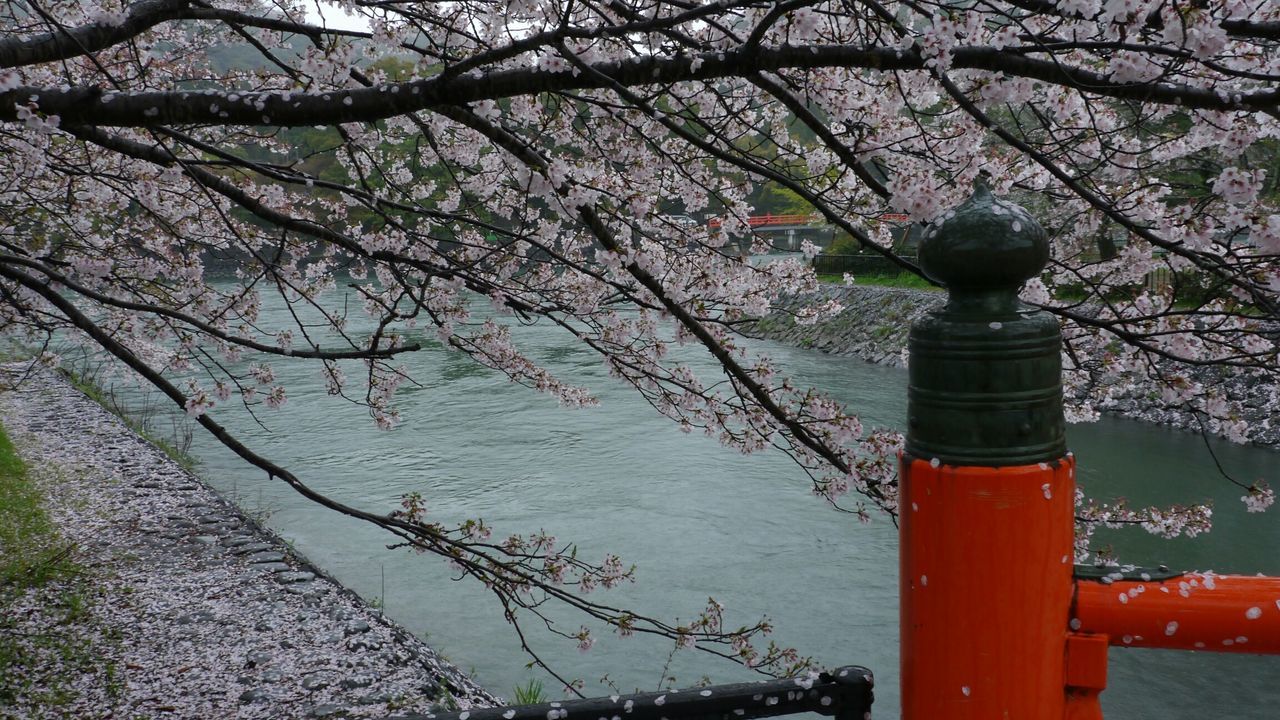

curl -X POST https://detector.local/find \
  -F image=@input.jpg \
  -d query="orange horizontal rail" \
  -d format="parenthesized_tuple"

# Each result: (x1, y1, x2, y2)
(747, 213, 818, 227)
(1073, 573, 1280, 654)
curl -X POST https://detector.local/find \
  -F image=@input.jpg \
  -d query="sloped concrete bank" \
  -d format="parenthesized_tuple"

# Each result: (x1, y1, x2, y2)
(744, 286, 1279, 447)
(0, 366, 499, 719)
(746, 286, 941, 369)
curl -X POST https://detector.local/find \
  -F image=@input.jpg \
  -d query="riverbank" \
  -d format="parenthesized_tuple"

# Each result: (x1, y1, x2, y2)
(747, 285, 941, 369)
(745, 285, 1279, 448)
(0, 365, 499, 719)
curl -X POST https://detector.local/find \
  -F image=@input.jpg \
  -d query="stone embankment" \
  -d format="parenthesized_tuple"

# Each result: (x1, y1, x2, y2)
(746, 285, 941, 369)
(0, 366, 499, 719)
(745, 285, 1279, 448)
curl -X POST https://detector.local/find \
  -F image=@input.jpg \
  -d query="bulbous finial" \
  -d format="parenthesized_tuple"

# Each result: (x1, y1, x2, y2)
(918, 180, 1048, 291)
(906, 179, 1064, 465)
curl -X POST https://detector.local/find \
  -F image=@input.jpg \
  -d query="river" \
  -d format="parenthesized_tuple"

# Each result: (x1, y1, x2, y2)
(102, 280, 1280, 718)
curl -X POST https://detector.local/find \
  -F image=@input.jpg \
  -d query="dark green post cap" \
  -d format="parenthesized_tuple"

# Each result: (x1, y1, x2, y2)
(905, 182, 1066, 466)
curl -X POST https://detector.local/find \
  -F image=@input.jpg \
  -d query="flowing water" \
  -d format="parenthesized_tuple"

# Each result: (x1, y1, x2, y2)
(104, 280, 1279, 718)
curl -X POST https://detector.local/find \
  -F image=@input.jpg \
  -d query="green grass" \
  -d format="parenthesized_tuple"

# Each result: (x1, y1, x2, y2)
(818, 271, 941, 290)
(512, 678, 547, 704)
(0, 424, 71, 587)
(0, 419, 108, 710)
(0, 420, 124, 711)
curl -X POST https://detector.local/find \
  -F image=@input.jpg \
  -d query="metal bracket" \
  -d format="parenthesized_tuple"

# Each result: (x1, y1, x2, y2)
(1073, 564, 1184, 584)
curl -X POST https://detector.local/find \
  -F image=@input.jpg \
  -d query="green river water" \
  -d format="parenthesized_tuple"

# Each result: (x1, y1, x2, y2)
(108, 281, 1279, 718)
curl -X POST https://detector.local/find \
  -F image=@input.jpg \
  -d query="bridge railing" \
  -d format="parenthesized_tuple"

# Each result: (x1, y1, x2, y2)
(388, 666, 874, 720)
(899, 181, 1280, 720)
(707, 213, 821, 229)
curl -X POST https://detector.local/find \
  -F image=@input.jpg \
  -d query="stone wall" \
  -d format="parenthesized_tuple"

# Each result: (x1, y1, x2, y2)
(745, 285, 942, 368)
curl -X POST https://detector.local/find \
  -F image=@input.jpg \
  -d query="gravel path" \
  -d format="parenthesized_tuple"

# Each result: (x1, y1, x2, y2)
(0, 366, 499, 719)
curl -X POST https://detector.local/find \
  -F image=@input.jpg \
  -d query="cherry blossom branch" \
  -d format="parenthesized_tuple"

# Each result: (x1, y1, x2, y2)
(430, 102, 892, 509)
(0, 0, 191, 69)
(0, 259, 801, 677)
(0, 253, 421, 360)
(998, 0, 1280, 41)
(5, 43, 1279, 127)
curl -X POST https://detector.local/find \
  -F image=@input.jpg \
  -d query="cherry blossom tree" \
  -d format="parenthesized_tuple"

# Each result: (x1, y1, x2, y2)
(1, 0, 1278, 685)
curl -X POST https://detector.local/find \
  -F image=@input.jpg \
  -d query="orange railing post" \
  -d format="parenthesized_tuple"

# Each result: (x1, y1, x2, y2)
(900, 181, 1073, 718)
(900, 183, 1280, 719)
(900, 460, 1076, 717)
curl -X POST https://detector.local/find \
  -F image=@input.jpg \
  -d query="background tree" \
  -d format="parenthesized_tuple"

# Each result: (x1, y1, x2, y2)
(1, 0, 1278, 685)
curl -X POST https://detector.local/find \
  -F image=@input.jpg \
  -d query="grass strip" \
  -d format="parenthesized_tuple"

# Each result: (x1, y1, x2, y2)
(0, 422, 70, 588)
(0, 415, 124, 711)
(817, 272, 940, 290)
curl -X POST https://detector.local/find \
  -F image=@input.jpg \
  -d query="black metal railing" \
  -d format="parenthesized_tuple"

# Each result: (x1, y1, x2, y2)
(390, 667, 873, 720)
